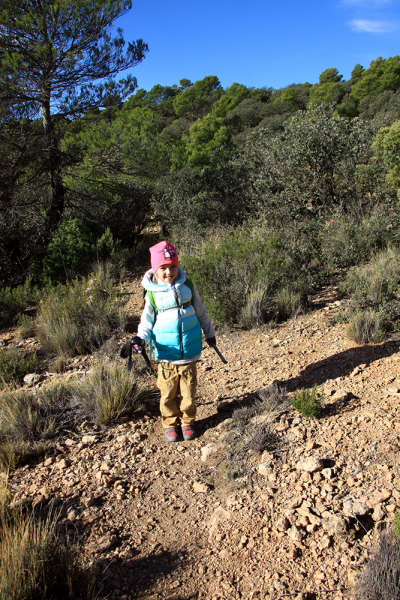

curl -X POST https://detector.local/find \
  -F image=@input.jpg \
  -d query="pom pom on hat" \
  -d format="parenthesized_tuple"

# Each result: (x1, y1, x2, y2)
(150, 241, 179, 274)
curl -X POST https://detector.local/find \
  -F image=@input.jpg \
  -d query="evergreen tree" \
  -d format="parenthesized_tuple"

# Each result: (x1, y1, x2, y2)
(0, 0, 148, 239)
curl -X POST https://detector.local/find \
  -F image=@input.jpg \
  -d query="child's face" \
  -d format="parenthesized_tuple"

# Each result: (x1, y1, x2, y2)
(156, 264, 178, 284)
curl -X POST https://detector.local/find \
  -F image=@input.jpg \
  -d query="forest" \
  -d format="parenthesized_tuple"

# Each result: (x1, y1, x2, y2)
(2, 1, 400, 334)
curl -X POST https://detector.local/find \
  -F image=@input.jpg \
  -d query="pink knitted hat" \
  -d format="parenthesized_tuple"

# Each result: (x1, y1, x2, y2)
(150, 241, 179, 273)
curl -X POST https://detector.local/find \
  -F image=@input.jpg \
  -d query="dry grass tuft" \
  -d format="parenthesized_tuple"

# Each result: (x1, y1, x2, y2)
(73, 359, 156, 424)
(352, 529, 400, 600)
(0, 477, 95, 599)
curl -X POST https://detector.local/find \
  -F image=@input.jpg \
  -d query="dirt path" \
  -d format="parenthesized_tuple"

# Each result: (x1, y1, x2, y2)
(5, 273, 400, 599)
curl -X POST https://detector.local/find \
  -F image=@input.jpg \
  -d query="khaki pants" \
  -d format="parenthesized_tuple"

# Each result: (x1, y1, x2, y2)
(157, 362, 197, 428)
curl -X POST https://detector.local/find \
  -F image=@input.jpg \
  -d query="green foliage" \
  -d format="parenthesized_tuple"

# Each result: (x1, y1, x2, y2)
(172, 76, 223, 122)
(350, 56, 400, 104)
(245, 105, 376, 222)
(37, 268, 126, 357)
(320, 203, 400, 271)
(0, 277, 39, 324)
(291, 385, 323, 417)
(275, 286, 303, 321)
(0, 347, 38, 385)
(373, 120, 400, 198)
(341, 248, 400, 310)
(156, 148, 254, 230)
(15, 315, 37, 341)
(74, 359, 153, 424)
(173, 83, 250, 168)
(180, 230, 287, 326)
(0, 0, 148, 250)
(42, 217, 107, 282)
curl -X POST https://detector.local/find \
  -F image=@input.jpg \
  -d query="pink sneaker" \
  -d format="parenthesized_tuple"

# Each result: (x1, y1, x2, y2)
(182, 425, 195, 441)
(164, 426, 179, 442)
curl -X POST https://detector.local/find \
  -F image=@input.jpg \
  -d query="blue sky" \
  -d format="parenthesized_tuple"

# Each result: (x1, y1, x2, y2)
(114, 0, 400, 92)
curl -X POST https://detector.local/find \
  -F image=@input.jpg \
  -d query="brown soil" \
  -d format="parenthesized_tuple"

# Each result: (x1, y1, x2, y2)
(3, 272, 400, 600)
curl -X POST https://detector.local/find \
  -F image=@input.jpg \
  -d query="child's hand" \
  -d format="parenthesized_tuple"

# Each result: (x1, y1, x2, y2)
(131, 336, 145, 353)
(205, 336, 216, 347)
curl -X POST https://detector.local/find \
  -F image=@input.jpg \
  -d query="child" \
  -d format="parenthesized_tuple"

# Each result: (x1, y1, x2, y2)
(131, 241, 216, 442)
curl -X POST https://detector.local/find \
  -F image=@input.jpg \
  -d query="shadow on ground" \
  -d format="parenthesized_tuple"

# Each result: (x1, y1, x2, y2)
(277, 339, 399, 392)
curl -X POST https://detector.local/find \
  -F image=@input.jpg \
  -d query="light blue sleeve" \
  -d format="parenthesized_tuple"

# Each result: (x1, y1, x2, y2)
(137, 297, 155, 344)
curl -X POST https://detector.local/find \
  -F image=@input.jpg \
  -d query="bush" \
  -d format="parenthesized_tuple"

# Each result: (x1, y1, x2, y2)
(73, 359, 154, 424)
(15, 314, 37, 340)
(0, 480, 95, 599)
(180, 229, 287, 326)
(37, 268, 126, 357)
(290, 384, 323, 417)
(320, 204, 400, 272)
(346, 309, 386, 344)
(0, 347, 38, 385)
(342, 247, 400, 310)
(42, 216, 107, 283)
(0, 380, 73, 449)
(275, 285, 303, 321)
(0, 277, 39, 324)
(223, 384, 289, 480)
(353, 530, 400, 600)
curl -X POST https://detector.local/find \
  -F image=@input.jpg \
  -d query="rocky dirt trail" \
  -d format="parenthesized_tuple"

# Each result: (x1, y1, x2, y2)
(3, 272, 400, 600)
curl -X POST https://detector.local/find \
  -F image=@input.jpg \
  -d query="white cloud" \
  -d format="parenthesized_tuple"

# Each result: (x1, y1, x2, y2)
(348, 18, 397, 31)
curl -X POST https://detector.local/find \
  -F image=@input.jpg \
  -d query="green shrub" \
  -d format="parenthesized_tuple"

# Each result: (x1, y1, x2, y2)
(320, 204, 400, 271)
(342, 247, 400, 310)
(0, 347, 38, 385)
(346, 309, 387, 344)
(0, 277, 39, 324)
(15, 314, 37, 340)
(73, 359, 154, 424)
(275, 285, 302, 321)
(290, 385, 323, 417)
(180, 229, 287, 326)
(37, 269, 126, 357)
(42, 216, 114, 283)
(240, 285, 269, 328)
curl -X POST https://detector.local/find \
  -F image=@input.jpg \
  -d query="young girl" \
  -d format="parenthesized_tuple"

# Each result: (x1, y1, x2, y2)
(131, 241, 215, 441)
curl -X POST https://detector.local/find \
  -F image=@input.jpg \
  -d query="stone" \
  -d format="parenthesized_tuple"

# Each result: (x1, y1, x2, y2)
(288, 526, 305, 542)
(193, 481, 209, 494)
(322, 468, 334, 479)
(219, 549, 229, 559)
(82, 435, 97, 445)
(23, 373, 42, 386)
(208, 507, 231, 540)
(275, 517, 290, 532)
(343, 499, 369, 517)
(296, 457, 324, 473)
(201, 443, 221, 463)
(372, 504, 385, 522)
(258, 463, 273, 478)
(325, 515, 347, 537)
(367, 489, 392, 508)
(57, 458, 70, 470)
(319, 535, 332, 549)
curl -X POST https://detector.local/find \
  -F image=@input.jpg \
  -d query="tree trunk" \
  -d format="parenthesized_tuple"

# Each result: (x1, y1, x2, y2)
(41, 96, 65, 238)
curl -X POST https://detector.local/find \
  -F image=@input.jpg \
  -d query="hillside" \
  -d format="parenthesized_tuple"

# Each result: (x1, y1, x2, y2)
(2, 271, 400, 599)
